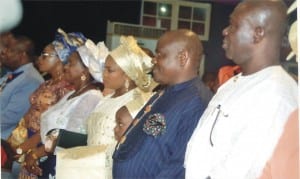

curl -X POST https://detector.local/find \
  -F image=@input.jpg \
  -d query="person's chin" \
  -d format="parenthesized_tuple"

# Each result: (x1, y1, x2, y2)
(38, 68, 44, 72)
(223, 50, 233, 60)
(103, 80, 108, 86)
(115, 136, 120, 141)
(152, 74, 160, 83)
(64, 75, 71, 82)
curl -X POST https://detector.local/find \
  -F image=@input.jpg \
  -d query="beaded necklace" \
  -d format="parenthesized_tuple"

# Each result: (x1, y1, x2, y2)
(116, 90, 164, 150)
(68, 82, 91, 99)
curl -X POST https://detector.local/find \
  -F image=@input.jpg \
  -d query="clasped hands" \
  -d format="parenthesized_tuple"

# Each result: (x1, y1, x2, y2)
(14, 149, 42, 176)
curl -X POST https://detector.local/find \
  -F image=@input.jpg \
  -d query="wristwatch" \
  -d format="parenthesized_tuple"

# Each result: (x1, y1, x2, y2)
(16, 147, 23, 155)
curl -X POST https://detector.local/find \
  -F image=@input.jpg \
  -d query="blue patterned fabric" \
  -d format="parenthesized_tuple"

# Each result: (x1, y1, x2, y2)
(113, 77, 212, 178)
(38, 155, 56, 178)
(52, 29, 86, 64)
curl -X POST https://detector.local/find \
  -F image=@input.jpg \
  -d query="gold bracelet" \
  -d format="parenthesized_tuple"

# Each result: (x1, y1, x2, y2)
(31, 153, 38, 160)
(26, 149, 32, 154)
(25, 149, 38, 160)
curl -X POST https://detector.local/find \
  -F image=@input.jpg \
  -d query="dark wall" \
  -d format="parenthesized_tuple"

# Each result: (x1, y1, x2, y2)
(12, 1, 142, 53)
(202, 0, 296, 73)
(11, 1, 237, 73)
(203, 2, 236, 73)
(11, 0, 295, 73)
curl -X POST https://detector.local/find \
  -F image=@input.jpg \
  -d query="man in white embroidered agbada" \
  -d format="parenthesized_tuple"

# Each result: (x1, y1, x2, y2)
(185, 0, 298, 178)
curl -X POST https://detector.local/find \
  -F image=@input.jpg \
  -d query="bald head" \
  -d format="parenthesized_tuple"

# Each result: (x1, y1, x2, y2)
(222, 0, 288, 74)
(160, 29, 203, 70)
(237, 0, 287, 40)
(152, 29, 203, 85)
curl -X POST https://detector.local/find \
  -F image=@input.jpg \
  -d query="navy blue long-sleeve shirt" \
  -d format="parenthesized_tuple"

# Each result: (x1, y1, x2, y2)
(113, 77, 212, 179)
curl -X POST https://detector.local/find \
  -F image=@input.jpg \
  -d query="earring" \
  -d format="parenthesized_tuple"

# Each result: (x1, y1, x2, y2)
(125, 79, 129, 92)
(81, 75, 86, 81)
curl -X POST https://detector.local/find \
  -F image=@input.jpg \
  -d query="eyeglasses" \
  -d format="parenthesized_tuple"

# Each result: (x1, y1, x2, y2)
(209, 104, 228, 147)
(40, 52, 58, 57)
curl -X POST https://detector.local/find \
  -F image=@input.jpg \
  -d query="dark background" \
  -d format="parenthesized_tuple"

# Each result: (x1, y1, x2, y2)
(12, 0, 296, 72)
(13, 1, 142, 53)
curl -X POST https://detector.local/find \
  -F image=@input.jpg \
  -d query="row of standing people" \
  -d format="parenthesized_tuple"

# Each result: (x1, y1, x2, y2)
(1, 0, 298, 178)
(1, 29, 102, 178)
(1, 27, 190, 178)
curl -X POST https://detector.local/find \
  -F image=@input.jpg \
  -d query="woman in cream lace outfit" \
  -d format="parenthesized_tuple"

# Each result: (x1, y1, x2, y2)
(56, 36, 155, 179)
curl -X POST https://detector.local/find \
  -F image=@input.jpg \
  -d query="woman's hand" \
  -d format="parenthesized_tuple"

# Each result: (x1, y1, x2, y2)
(23, 150, 42, 176)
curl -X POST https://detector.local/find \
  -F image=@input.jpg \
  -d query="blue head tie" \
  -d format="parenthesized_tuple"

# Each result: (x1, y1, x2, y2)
(52, 28, 87, 64)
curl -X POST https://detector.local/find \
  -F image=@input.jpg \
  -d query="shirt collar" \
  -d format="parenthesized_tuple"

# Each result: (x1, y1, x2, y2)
(13, 63, 34, 73)
(165, 76, 200, 93)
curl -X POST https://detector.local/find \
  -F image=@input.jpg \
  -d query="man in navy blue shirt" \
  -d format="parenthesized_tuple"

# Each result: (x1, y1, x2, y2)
(113, 29, 212, 178)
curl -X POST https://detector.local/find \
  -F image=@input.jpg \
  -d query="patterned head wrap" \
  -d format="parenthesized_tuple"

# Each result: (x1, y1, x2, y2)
(52, 28, 86, 64)
(110, 36, 154, 92)
(77, 39, 109, 82)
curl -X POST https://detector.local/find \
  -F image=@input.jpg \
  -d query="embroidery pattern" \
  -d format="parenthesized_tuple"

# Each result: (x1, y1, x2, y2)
(143, 113, 166, 137)
(116, 90, 164, 149)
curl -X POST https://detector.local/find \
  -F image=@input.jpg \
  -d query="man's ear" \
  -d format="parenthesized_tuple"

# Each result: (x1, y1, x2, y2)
(253, 26, 265, 43)
(18, 51, 27, 63)
(178, 50, 189, 67)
